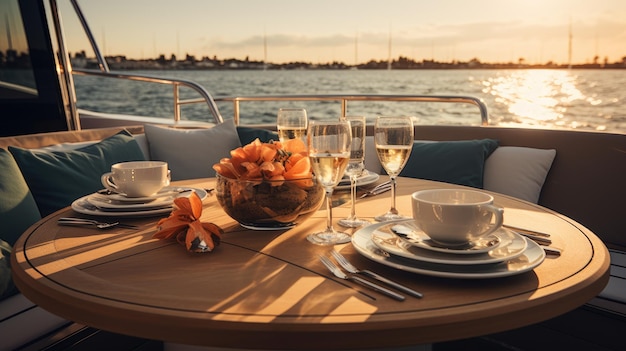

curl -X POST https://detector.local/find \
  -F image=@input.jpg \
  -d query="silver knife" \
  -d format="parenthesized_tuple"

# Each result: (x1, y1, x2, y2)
(356, 269, 423, 298)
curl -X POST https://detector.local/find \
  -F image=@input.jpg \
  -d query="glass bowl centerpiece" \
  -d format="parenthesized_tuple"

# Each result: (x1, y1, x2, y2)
(213, 138, 324, 230)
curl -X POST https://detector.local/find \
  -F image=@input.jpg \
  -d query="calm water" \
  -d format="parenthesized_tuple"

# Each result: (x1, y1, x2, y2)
(74, 69, 626, 133)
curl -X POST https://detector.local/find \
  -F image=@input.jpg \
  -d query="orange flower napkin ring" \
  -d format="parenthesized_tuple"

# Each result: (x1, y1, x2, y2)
(153, 192, 222, 253)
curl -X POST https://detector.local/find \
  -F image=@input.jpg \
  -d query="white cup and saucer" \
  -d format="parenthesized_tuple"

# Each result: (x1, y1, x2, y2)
(410, 188, 504, 252)
(100, 161, 171, 199)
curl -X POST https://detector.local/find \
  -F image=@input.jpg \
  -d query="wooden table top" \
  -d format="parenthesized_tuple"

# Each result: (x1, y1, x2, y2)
(11, 176, 610, 350)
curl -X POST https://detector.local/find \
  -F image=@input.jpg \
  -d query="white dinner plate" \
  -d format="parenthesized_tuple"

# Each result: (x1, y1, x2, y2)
(388, 221, 521, 255)
(371, 221, 528, 265)
(351, 221, 545, 279)
(72, 187, 208, 217)
(336, 170, 380, 190)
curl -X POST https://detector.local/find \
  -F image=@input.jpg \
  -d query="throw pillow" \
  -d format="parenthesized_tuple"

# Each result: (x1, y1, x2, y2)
(400, 139, 499, 188)
(483, 146, 556, 203)
(144, 119, 242, 181)
(236, 126, 279, 145)
(9, 130, 146, 216)
(0, 148, 42, 246)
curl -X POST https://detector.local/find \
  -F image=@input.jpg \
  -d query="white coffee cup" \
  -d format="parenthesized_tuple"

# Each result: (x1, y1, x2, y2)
(101, 161, 170, 197)
(411, 189, 504, 247)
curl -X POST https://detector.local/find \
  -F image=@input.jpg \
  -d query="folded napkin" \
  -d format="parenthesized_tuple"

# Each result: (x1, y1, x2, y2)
(153, 192, 222, 253)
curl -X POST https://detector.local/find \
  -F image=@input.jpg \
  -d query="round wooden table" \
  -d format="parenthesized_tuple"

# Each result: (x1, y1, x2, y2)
(11, 177, 610, 350)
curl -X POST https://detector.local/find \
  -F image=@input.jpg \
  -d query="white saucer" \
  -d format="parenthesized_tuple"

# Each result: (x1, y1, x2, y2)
(72, 187, 208, 217)
(371, 222, 528, 265)
(389, 222, 504, 255)
(102, 186, 198, 203)
(351, 220, 545, 279)
(86, 193, 174, 210)
(336, 170, 380, 190)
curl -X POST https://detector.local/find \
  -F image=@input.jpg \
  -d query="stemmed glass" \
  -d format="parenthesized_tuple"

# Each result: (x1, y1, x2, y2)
(338, 116, 370, 228)
(277, 108, 308, 144)
(374, 116, 414, 222)
(307, 120, 352, 245)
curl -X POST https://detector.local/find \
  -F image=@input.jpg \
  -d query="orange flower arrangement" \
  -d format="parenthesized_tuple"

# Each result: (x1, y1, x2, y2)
(212, 138, 313, 187)
(153, 192, 223, 253)
(212, 138, 324, 228)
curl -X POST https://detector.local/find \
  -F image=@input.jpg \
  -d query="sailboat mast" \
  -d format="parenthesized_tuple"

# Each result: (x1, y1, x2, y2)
(568, 18, 572, 68)
(5, 14, 13, 50)
(387, 26, 392, 70)
(354, 31, 358, 67)
(263, 30, 268, 70)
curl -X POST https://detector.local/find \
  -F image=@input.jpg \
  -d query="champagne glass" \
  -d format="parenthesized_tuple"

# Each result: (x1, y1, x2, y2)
(307, 120, 352, 245)
(277, 108, 308, 144)
(374, 116, 414, 222)
(338, 116, 370, 228)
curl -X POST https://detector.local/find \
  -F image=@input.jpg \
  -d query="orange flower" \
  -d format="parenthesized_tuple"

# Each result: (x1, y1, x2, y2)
(213, 138, 313, 186)
(153, 192, 222, 253)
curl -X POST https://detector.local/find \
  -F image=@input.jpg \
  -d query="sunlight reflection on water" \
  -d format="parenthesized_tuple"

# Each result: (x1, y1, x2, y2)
(484, 70, 584, 125)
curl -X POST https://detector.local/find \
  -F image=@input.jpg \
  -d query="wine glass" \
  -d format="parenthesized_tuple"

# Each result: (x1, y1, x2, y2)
(277, 108, 308, 144)
(338, 116, 370, 228)
(374, 116, 414, 222)
(307, 120, 352, 245)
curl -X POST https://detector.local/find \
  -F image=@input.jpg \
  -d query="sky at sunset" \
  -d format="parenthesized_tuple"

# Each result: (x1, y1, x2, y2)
(60, 0, 626, 65)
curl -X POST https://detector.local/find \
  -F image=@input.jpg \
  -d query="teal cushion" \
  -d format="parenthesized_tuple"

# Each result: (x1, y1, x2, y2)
(9, 130, 146, 217)
(236, 126, 279, 145)
(0, 148, 42, 246)
(400, 139, 499, 188)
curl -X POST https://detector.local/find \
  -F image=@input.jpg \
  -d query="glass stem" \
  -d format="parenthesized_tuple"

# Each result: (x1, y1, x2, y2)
(349, 174, 358, 219)
(325, 189, 334, 232)
(389, 175, 399, 215)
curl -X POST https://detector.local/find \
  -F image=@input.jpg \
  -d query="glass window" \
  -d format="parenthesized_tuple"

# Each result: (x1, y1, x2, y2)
(0, 0, 37, 99)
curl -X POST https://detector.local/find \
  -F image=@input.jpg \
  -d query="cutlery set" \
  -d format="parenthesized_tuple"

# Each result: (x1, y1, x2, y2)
(319, 250, 423, 301)
(359, 180, 392, 198)
(503, 225, 560, 256)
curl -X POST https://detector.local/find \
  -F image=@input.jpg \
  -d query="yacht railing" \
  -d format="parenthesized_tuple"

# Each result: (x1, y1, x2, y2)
(72, 68, 224, 124)
(214, 95, 490, 126)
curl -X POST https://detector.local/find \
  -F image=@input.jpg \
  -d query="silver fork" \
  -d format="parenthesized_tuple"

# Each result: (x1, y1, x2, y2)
(319, 255, 405, 301)
(331, 250, 423, 298)
(57, 217, 138, 229)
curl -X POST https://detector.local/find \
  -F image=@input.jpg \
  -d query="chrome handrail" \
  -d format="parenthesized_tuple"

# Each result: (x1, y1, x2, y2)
(72, 69, 224, 124)
(214, 94, 489, 126)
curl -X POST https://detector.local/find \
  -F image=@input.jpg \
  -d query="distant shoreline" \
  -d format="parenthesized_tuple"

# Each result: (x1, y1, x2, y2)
(71, 54, 626, 71)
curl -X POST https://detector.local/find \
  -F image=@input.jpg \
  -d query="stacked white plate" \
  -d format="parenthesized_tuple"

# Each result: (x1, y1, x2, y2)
(71, 187, 209, 217)
(351, 219, 546, 279)
(336, 169, 380, 190)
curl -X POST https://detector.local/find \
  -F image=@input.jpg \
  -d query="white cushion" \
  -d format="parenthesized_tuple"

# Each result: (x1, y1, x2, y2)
(144, 119, 242, 181)
(483, 146, 556, 203)
(364, 136, 382, 174)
